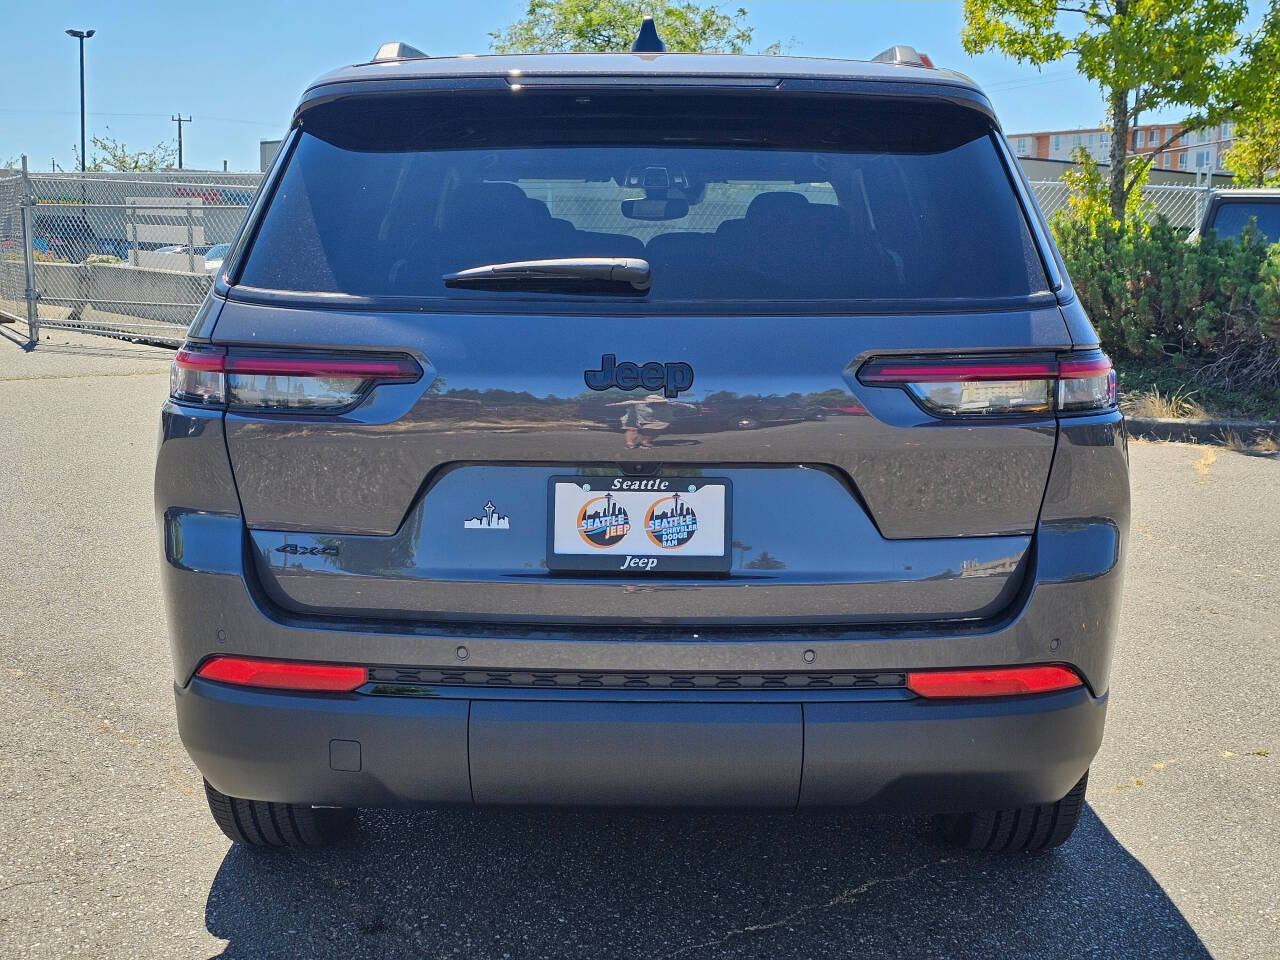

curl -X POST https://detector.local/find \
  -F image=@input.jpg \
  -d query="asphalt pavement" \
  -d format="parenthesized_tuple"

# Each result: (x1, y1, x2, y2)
(1, 325, 1277, 959)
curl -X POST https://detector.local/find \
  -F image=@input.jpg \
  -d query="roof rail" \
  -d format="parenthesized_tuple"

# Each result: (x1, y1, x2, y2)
(871, 45, 934, 69)
(372, 41, 429, 63)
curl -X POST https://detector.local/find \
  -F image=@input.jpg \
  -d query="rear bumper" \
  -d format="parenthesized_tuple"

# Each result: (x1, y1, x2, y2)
(160, 404, 1124, 811)
(177, 678, 1105, 811)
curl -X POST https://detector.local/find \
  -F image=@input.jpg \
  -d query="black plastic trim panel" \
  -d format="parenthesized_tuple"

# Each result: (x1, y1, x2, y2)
(366, 667, 907, 692)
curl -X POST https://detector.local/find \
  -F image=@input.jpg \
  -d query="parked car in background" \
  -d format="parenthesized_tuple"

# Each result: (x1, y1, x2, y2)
(1195, 189, 1280, 243)
(155, 243, 222, 257)
(202, 243, 231, 275)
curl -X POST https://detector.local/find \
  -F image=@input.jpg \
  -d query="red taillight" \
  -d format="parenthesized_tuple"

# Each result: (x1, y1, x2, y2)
(859, 357, 1059, 384)
(1057, 354, 1113, 379)
(224, 355, 420, 380)
(170, 342, 422, 412)
(196, 655, 367, 693)
(174, 347, 226, 372)
(857, 351, 1115, 417)
(171, 344, 227, 405)
(1057, 353, 1117, 412)
(906, 665, 1083, 699)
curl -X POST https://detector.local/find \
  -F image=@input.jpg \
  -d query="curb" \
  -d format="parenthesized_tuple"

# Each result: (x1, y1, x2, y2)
(1126, 416, 1280, 445)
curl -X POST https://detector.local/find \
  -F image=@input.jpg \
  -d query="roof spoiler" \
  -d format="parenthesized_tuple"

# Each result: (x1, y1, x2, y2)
(871, 45, 934, 69)
(372, 41, 429, 63)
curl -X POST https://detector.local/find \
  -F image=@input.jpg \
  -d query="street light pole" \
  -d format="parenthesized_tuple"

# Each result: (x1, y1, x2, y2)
(65, 29, 95, 171)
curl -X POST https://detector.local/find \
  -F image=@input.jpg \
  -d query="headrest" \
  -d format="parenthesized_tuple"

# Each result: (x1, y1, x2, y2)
(745, 192, 812, 221)
(439, 182, 538, 230)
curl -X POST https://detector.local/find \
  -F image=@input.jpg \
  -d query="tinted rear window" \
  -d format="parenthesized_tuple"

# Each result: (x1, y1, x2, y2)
(1209, 200, 1280, 243)
(237, 92, 1049, 308)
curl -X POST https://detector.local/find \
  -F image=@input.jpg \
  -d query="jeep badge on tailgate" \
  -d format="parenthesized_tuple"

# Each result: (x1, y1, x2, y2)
(584, 354, 694, 398)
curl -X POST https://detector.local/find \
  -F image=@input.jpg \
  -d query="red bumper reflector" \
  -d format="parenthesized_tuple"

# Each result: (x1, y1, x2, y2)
(196, 656, 367, 693)
(906, 665, 1083, 699)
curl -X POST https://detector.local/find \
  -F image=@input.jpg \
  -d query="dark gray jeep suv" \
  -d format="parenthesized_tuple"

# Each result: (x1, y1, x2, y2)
(156, 36, 1128, 852)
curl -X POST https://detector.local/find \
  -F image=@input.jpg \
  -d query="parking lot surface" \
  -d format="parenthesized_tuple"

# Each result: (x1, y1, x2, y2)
(1, 327, 1277, 959)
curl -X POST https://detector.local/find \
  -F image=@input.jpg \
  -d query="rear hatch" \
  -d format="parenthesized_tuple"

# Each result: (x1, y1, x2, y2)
(209, 84, 1073, 626)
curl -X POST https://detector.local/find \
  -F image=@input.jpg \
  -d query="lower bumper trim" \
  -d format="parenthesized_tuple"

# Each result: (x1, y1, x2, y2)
(177, 679, 1105, 812)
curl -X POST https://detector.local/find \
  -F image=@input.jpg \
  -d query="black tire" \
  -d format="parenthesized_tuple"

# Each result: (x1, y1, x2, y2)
(940, 771, 1089, 853)
(204, 779, 357, 848)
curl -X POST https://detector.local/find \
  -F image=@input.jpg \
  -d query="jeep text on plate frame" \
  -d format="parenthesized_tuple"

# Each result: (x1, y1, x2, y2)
(546, 476, 732, 573)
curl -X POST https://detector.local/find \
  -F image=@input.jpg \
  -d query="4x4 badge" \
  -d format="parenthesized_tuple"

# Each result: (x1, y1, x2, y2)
(585, 354, 693, 398)
(464, 500, 509, 530)
(275, 543, 338, 557)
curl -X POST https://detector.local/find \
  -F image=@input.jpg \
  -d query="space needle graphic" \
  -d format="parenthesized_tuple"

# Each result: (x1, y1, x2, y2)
(464, 499, 510, 530)
(647, 490, 697, 548)
(584, 493, 626, 525)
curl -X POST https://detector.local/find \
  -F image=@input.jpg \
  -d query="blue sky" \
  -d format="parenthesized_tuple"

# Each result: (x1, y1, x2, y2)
(0, 1, 1269, 172)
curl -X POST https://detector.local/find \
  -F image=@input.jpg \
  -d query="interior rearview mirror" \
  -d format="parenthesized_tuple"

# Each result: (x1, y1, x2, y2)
(621, 197, 690, 221)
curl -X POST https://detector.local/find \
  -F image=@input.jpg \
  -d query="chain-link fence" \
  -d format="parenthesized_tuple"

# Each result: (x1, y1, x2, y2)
(1, 162, 261, 345)
(0, 173, 26, 326)
(1029, 180, 1212, 229)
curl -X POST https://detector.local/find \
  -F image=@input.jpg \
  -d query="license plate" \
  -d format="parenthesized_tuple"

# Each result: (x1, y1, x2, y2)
(547, 476, 731, 573)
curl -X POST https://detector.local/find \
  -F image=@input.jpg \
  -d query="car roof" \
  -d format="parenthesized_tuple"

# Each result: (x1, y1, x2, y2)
(305, 51, 981, 96)
(1209, 188, 1280, 199)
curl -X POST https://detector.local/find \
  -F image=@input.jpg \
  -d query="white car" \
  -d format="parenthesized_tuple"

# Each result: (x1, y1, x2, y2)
(202, 243, 231, 276)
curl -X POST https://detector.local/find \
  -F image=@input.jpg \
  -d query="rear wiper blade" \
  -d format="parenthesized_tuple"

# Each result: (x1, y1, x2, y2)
(443, 257, 651, 293)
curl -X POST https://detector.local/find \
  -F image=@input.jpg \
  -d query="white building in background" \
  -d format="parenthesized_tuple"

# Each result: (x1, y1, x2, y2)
(1007, 121, 1238, 174)
(259, 140, 283, 173)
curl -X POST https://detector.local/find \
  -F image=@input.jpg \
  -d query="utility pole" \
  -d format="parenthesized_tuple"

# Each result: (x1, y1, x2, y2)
(65, 29, 95, 171)
(171, 114, 192, 170)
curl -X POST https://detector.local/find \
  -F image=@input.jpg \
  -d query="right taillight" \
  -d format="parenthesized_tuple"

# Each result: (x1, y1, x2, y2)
(170, 342, 422, 413)
(1056, 352, 1117, 412)
(857, 350, 1115, 418)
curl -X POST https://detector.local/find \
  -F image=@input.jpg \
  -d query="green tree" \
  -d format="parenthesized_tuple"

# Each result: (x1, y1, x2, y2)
(1225, 112, 1280, 186)
(963, 0, 1280, 223)
(491, 0, 782, 54)
(1056, 147, 1152, 235)
(73, 134, 177, 172)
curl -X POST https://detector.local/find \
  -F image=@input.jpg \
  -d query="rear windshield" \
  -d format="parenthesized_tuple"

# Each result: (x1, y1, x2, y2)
(237, 92, 1049, 308)
(1209, 201, 1280, 243)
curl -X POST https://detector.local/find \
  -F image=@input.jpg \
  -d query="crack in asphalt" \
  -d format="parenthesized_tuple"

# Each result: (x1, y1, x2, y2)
(0, 369, 170, 382)
(663, 857, 958, 958)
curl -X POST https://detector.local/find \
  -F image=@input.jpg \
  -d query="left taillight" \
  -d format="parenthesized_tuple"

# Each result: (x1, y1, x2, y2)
(857, 350, 1116, 418)
(170, 343, 421, 412)
(171, 344, 227, 405)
